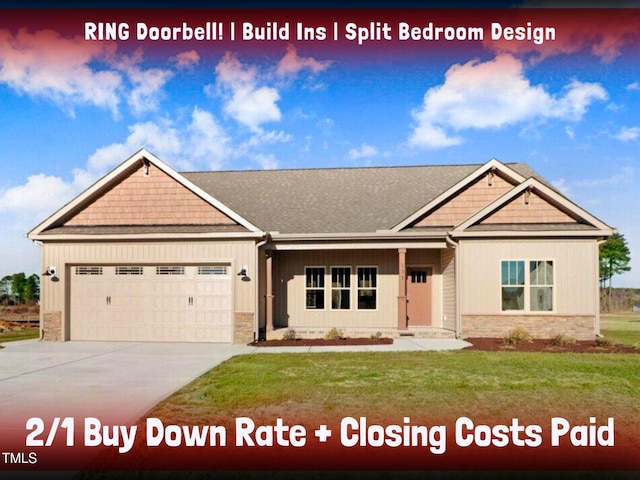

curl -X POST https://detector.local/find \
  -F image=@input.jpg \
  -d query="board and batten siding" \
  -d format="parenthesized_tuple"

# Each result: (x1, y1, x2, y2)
(458, 239, 599, 316)
(273, 248, 444, 330)
(440, 248, 456, 331)
(40, 240, 257, 340)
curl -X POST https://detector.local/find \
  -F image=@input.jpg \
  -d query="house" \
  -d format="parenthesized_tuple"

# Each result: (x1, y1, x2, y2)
(27, 149, 613, 343)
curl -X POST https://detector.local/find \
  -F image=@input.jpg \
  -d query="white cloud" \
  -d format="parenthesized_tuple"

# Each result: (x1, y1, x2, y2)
(254, 153, 278, 170)
(565, 125, 575, 139)
(0, 173, 76, 220)
(185, 107, 231, 170)
(627, 81, 640, 91)
(348, 143, 379, 160)
(276, 44, 332, 77)
(214, 52, 281, 132)
(410, 55, 607, 149)
(247, 130, 292, 147)
(0, 27, 122, 116)
(171, 50, 200, 69)
(0, 107, 231, 232)
(610, 126, 640, 142)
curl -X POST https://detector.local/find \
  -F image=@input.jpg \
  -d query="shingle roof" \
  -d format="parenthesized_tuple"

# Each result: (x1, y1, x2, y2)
(183, 162, 540, 234)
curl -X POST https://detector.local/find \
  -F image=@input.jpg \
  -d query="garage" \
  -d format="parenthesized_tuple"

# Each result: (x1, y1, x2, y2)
(70, 264, 233, 342)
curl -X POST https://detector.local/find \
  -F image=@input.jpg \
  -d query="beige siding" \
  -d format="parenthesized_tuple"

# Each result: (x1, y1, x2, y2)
(415, 172, 514, 227)
(274, 250, 397, 329)
(441, 248, 456, 331)
(65, 163, 236, 226)
(40, 240, 256, 340)
(459, 239, 598, 316)
(480, 190, 577, 224)
(273, 249, 443, 330)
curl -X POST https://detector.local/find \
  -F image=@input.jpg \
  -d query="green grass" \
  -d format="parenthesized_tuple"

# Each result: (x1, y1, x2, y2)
(601, 312, 640, 346)
(151, 350, 640, 428)
(0, 328, 39, 344)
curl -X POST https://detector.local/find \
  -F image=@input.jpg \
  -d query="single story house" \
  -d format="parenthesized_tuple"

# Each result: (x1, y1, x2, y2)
(28, 149, 613, 343)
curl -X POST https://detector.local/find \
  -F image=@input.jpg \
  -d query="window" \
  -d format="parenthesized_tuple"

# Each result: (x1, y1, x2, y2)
(530, 260, 553, 311)
(331, 267, 351, 310)
(115, 266, 143, 275)
(305, 267, 325, 309)
(75, 266, 103, 275)
(156, 266, 185, 275)
(501, 260, 553, 312)
(357, 267, 377, 310)
(198, 266, 228, 275)
(501, 261, 525, 310)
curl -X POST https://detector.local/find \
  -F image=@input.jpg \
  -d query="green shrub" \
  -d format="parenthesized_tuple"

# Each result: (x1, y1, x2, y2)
(281, 329, 298, 341)
(501, 327, 533, 346)
(595, 336, 612, 347)
(325, 327, 344, 340)
(548, 334, 577, 346)
(370, 331, 382, 340)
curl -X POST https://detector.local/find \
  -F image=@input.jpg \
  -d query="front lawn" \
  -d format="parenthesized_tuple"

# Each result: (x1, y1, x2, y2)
(0, 327, 39, 344)
(601, 312, 640, 346)
(150, 350, 640, 428)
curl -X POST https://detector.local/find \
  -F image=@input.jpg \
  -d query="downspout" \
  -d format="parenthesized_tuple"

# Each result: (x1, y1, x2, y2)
(445, 234, 461, 339)
(255, 235, 268, 343)
(30, 239, 45, 341)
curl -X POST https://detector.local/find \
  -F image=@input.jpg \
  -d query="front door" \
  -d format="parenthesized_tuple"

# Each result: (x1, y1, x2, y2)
(406, 267, 432, 326)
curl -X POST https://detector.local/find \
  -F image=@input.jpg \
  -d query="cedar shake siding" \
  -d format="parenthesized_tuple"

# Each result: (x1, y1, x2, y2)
(415, 171, 515, 227)
(479, 190, 578, 225)
(65, 163, 237, 227)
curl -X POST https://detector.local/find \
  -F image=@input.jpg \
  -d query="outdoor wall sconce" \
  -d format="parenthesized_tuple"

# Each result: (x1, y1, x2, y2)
(237, 265, 249, 277)
(42, 266, 58, 281)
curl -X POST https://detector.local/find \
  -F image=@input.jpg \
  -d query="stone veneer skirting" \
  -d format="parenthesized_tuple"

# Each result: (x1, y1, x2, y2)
(462, 315, 595, 341)
(42, 311, 62, 341)
(234, 312, 255, 344)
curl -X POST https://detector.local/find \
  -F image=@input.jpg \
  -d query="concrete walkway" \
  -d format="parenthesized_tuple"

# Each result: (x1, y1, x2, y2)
(248, 337, 471, 353)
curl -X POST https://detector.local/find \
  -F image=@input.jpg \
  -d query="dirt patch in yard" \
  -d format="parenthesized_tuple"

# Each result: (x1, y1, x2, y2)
(465, 337, 640, 353)
(251, 337, 394, 347)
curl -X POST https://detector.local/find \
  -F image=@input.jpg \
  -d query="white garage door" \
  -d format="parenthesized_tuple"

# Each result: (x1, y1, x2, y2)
(70, 265, 233, 342)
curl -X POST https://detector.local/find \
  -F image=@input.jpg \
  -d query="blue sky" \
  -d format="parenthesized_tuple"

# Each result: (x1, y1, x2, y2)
(0, 7, 639, 287)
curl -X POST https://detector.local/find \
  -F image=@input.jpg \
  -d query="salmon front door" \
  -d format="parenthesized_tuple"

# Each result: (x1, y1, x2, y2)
(406, 266, 432, 326)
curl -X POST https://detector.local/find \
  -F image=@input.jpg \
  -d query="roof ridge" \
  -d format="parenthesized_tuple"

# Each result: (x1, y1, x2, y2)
(181, 161, 527, 175)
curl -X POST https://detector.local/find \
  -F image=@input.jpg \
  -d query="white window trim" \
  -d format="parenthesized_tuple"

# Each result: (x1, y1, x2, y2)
(500, 259, 555, 314)
(304, 266, 326, 311)
(330, 265, 352, 311)
(356, 265, 378, 311)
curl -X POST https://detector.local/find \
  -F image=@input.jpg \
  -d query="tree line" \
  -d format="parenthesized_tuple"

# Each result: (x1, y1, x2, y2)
(599, 232, 632, 312)
(0, 273, 40, 305)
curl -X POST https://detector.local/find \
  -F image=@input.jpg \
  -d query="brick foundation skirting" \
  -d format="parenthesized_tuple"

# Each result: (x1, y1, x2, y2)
(462, 315, 595, 341)
(234, 312, 255, 344)
(42, 311, 62, 341)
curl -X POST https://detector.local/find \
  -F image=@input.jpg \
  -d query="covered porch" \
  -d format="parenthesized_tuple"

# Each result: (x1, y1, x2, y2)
(258, 238, 457, 340)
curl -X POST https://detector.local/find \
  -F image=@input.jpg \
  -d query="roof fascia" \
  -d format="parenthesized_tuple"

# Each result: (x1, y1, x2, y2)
(452, 177, 614, 234)
(29, 231, 265, 241)
(451, 229, 613, 239)
(391, 158, 526, 232)
(27, 149, 261, 238)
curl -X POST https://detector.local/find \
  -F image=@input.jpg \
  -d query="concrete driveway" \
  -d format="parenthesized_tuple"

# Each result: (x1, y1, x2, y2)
(0, 337, 469, 445)
(0, 339, 254, 437)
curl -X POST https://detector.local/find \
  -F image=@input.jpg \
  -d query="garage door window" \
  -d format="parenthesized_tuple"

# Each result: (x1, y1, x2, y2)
(116, 266, 144, 275)
(75, 266, 103, 275)
(198, 266, 228, 275)
(156, 266, 185, 275)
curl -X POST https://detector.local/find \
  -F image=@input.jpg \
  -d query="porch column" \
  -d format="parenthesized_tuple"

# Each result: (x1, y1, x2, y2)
(397, 248, 407, 330)
(266, 251, 274, 332)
